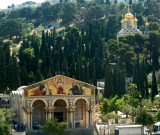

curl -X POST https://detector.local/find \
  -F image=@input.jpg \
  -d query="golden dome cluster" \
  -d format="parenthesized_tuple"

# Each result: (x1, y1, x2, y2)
(121, 13, 137, 24)
(121, 5, 138, 25)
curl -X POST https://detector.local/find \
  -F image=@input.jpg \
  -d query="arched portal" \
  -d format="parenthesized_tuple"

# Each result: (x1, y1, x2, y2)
(32, 100, 46, 124)
(54, 99, 67, 122)
(75, 99, 87, 127)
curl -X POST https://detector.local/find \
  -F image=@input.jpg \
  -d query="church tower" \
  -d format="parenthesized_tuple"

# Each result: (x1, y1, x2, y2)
(117, 6, 143, 39)
(144, 17, 149, 35)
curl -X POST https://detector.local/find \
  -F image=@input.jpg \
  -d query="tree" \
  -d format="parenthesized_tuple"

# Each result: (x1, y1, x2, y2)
(129, 0, 132, 5)
(0, 109, 15, 135)
(0, 47, 7, 93)
(155, 110, 160, 122)
(104, 66, 114, 98)
(151, 69, 158, 102)
(102, 112, 121, 135)
(120, 104, 132, 118)
(0, 18, 25, 39)
(135, 109, 154, 132)
(41, 118, 68, 135)
(58, 3, 76, 26)
(77, 0, 85, 4)
(106, 0, 110, 5)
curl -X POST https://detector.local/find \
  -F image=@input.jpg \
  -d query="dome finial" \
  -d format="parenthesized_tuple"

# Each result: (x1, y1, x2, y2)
(128, 5, 130, 13)
(145, 17, 149, 26)
(135, 13, 136, 18)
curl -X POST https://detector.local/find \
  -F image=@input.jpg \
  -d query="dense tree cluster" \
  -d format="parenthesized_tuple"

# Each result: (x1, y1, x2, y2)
(0, 0, 159, 101)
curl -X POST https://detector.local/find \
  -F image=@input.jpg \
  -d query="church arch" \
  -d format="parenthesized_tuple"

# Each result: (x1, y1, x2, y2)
(53, 99, 68, 122)
(30, 99, 48, 107)
(32, 100, 46, 125)
(73, 97, 89, 106)
(52, 98, 69, 107)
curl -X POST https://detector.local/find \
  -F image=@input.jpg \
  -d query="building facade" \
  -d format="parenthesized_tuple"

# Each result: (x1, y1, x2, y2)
(10, 75, 96, 130)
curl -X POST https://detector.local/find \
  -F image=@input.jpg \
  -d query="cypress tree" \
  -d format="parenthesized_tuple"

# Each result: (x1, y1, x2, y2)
(151, 69, 158, 102)
(62, 57, 68, 76)
(35, 68, 44, 82)
(106, 0, 110, 4)
(12, 57, 21, 89)
(129, 0, 132, 5)
(93, 63, 97, 86)
(0, 47, 7, 92)
(104, 66, 114, 98)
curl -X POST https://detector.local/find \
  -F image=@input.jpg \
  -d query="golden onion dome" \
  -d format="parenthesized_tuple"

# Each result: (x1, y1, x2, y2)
(123, 18, 128, 23)
(121, 19, 125, 24)
(125, 13, 134, 19)
(145, 22, 149, 26)
(134, 18, 138, 23)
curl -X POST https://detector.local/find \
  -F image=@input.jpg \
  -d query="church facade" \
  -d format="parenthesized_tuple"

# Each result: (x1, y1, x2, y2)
(10, 75, 96, 130)
(117, 7, 143, 39)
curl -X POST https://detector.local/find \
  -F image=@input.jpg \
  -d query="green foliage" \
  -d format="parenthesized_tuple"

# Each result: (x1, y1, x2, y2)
(58, 3, 76, 26)
(41, 118, 68, 135)
(104, 66, 114, 98)
(101, 112, 121, 122)
(0, 109, 15, 135)
(151, 69, 158, 102)
(0, 18, 25, 39)
(155, 110, 160, 122)
(120, 104, 132, 118)
(135, 109, 154, 126)
(99, 96, 124, 114)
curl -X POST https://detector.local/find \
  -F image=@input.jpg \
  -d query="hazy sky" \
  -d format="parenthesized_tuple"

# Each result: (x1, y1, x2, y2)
(0, 0, 45, 9)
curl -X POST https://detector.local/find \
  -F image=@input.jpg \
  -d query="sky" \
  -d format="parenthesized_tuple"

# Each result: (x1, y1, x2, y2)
(0, 0, 45, 9)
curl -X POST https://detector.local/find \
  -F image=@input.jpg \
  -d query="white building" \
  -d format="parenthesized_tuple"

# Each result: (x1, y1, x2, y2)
(117, 7, 143, 39)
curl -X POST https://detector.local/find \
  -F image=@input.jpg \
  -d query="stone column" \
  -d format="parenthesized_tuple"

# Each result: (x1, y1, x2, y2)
(90, 107, 94, 127)
(85, 106, 90, 128)
(66, 107, 70, 126)
(27, 111, 30, 130)
(45, 107, 48, 121)
(30, 108, 33, 130)
(72, 108, 75, 128)
(70, 107, 75, 128)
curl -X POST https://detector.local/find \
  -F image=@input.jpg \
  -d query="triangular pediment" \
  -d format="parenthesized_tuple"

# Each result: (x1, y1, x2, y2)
(24, 75, 95, 97)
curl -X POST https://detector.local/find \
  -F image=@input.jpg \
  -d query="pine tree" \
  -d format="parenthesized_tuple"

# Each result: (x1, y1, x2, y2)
(114, 0, 117, 4)
(104, 66, 114, 98)
(151, 69, 158, 102)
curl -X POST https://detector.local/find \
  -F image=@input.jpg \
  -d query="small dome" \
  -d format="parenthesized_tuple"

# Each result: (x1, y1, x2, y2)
(134, 18, 138, 23)
(121, 19, 125, 24)
(131, 20, 134, 25)
(145, 22, 149, 26)
(123, 18, 128, 23)
(125, 13, 134, 19)
(16, 86, 27, 92)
